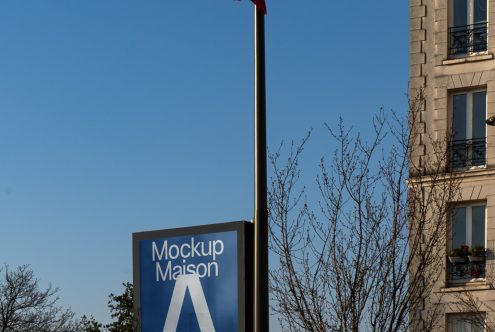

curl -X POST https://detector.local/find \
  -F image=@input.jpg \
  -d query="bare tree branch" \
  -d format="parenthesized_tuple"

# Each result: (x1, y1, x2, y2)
(269, 92, 461, 331)
(0, 265, 78, 332)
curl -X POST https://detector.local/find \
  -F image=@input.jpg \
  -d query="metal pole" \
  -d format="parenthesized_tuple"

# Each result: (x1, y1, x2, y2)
(254, 6, 269, 332)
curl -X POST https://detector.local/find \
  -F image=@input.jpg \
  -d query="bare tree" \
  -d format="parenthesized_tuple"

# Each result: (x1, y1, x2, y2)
(444, 263, 495, 332)
(448, 290, 495, 332)
(0, 265, 78, 332)
(268, 94, 461, 331)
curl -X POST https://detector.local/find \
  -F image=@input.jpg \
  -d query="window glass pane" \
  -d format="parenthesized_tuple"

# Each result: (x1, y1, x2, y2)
(472, 321, 484, 332)
(449, 315, 485, 332)
(472, 206, 485, 246)
(474, 0, 487, 23)
(448, 316, 468, 332)
(472, 91, 486, 139)
(453, 207, 467, 248)
(453, 0, 468, 26)
(453, 94, 467, 140)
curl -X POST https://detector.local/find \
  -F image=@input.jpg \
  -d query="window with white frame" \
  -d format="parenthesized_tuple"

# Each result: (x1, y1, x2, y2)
(449, 0, 488, 56)
(448, 313, 485, 332)
(451, 204, 486, 249)
(448, 203, 486, 282)
(450, 90, 486, 169)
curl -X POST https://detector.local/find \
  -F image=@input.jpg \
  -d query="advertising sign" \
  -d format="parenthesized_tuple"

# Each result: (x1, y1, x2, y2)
(133, 222, 252, 332)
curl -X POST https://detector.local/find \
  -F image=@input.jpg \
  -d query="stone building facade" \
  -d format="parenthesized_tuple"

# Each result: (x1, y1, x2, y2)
(410, 0, 495, 330)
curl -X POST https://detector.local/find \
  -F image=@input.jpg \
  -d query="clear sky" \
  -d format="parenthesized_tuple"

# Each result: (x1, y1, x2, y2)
(0, 0, 408, 329)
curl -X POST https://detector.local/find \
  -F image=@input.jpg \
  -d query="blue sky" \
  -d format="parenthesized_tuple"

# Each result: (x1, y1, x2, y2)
(0, 0, 408, 329)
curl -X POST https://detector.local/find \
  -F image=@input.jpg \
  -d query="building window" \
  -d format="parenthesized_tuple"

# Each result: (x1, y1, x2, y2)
(448, 204, 486, 283)
(449, 0, 488, 56)
(452, 205, 485, 248)
(448, 313, 485, 332)
(450, 90, 486, 169)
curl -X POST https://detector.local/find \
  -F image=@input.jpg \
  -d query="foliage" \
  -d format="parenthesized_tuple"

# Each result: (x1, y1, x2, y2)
(469, 245, 486, 257)
(449, 246, 469, 257)
(105, 283, 135, 332)
(81, 283, 135, 332)
(79, 315, 103, 332)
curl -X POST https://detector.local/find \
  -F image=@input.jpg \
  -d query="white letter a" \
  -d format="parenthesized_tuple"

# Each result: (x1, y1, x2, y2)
(163, 274, 216, 332)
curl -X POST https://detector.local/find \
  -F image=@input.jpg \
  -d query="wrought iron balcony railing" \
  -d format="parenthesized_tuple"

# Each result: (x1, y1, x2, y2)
(450, 138, 486, 170)
(449, 22, 488, 56)
(448, 258, 485, 283)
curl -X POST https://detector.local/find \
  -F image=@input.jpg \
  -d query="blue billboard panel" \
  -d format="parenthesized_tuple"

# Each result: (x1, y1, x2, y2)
(133, 222, 250, 332)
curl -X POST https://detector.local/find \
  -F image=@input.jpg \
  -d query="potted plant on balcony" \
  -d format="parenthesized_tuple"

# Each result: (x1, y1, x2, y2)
(468, 245, 486, 262)
(448, 245, 469, 263)
(471, 264, 483, 278)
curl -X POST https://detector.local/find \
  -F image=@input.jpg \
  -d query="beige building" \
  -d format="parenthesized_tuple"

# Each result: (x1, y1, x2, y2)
(410, 0, 495, 330)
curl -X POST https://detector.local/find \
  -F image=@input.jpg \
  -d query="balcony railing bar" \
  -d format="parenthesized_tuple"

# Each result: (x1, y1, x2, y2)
(448, 260, 485, 283)
(449, 137, 486, 170)
(449, 22, 488, 56)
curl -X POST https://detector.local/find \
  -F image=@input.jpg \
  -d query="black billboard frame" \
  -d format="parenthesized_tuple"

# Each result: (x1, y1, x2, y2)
(132, 221, 253, 332)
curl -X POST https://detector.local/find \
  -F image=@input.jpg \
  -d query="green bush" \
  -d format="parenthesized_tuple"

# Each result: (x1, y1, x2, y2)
(449, 245, 469, 257)
(469, 245, 486, 257)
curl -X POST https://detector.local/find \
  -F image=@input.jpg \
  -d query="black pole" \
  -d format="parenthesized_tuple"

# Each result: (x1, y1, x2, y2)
(254, 6, 269, 332)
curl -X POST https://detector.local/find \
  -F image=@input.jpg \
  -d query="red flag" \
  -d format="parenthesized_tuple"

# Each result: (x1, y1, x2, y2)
(251, 0, 267, 14)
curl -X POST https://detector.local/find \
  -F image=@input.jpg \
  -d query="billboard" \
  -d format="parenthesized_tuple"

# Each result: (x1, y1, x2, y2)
(133, 222, 252, 332)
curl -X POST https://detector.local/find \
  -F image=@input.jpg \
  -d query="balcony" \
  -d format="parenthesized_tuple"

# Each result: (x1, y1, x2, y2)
(449, 22, 488, 57)
(449, 138, 486, 170)
(448, 258, 485, 283)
